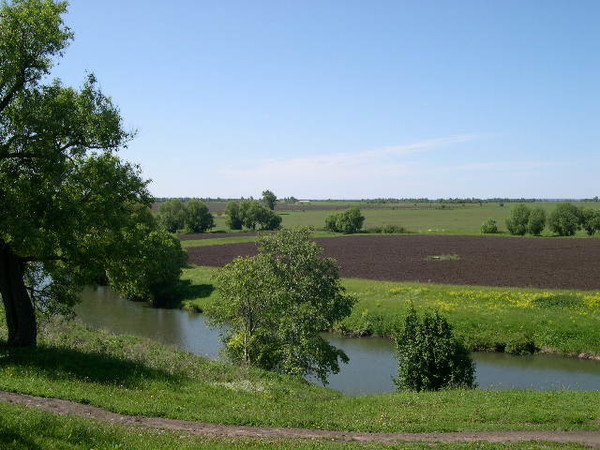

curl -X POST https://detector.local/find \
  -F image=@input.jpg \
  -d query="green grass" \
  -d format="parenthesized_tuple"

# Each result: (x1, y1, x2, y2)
(181, 236, 258, 248)
(181, 231, 338, 248)
(0, 317, 599, 436)
(0, 404, 585, 450)
(273, 202, 600, 236)
(180, 266, 600, 356)
(187, 201, 600, 237)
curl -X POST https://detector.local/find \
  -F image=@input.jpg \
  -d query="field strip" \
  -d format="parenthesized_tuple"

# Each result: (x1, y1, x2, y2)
(1, 391, 599, 446)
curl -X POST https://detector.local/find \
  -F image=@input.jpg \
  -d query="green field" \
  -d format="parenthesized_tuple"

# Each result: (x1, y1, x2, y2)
(200, 201, 600, 236)
(180, 266, 600, 357)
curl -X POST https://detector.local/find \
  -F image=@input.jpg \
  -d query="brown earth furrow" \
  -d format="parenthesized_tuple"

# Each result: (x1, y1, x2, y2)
(1, 391, 599, 446)
(186, 235, 600, 290)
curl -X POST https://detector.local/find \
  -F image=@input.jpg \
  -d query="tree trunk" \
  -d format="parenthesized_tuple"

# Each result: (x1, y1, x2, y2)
(0, 243, 37, 347)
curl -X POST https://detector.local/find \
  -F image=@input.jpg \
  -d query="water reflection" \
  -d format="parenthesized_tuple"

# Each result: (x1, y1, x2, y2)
(76, 287, 600, 395)
(77, 287, 221, 358)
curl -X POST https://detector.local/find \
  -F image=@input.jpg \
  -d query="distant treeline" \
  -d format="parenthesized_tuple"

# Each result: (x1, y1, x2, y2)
(154, 196, 599, 204)
(153, 196, 299, 204)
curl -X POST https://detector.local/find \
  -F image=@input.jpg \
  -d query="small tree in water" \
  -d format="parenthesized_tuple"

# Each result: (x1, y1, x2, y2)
(394, 307, 475, 391)
(212, 228, 356, 384)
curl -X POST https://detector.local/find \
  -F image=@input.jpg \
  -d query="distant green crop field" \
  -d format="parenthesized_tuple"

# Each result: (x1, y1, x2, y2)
(276, 202, 600, 236)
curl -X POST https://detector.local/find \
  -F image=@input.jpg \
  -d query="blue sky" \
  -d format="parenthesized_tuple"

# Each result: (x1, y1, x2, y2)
(52, 1, 600, 199)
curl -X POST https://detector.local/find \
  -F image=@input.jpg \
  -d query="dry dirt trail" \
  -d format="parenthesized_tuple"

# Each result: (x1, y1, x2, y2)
(2, 391, 600, 447)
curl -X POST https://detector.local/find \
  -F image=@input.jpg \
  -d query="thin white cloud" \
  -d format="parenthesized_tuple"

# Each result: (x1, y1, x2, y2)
(437, 160, 565, 173)
(219, 134, 483, 181)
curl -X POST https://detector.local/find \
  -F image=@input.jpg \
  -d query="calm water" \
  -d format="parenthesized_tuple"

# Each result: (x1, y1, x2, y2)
(76, 287, 600, 396)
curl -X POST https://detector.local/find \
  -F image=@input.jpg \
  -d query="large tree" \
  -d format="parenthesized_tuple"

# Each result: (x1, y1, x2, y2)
(0, 0, 183, 346)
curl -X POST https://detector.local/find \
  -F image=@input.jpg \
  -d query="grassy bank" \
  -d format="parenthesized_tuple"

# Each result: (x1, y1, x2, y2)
(0, 317, 599, 436)
(180, 266, 600, 357)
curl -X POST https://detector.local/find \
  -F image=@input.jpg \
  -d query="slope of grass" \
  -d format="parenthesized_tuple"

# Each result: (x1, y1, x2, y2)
(0, 318, 599, 434)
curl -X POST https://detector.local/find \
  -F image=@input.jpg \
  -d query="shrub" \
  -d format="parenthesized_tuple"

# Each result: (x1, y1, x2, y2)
(158, 199, 186, 233)
(505, 204, 530, 236)
(394, 307, 475, 392)
(480, 218, 498, 234)
(184, 199, 214, 233)
(226, 200, 281, 231)
(548, 203, 582, 236)
(225, 201, 243, 230)
(581, 208, 600, 236)
(367, 224, 405, 234)
(324, 208, 365, 234)
(527, 207, 546, 235)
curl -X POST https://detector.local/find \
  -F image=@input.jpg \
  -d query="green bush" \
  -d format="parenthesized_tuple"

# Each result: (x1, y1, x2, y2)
(158, 199, 186, 232)
(480, 218, 498, 234)
(394, 307, 475, 392)
(527, 207, 546, 235)
(184, 199, 215, 233)
(225, 200, 281, 231)
(225, 201, 243, 230)
(548, 203, 582, 236)
(367, 224, 406, 234)
(581, 208, 600, 236)
(324, 208, 365, 234)
(505, 204, 530, 236)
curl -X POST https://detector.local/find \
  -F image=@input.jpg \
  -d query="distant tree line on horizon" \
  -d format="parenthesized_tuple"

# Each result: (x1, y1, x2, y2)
(154, 196, 600, 204)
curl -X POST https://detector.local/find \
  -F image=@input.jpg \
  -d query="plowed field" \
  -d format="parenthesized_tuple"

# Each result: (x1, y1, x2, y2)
(186, 235, 600, 290)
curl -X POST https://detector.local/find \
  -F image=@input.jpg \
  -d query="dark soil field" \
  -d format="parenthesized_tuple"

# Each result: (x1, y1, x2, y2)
(186, 235, 600, 290)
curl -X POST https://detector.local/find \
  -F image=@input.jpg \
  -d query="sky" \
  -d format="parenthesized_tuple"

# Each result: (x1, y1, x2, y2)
(50, 0, 600, 199)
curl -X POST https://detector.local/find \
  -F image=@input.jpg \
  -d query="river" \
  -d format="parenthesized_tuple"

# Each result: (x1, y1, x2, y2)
(75, 287, 600, 396)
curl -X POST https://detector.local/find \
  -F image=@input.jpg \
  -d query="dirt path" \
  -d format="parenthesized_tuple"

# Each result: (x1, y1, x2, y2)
(2, 391, 599, 447)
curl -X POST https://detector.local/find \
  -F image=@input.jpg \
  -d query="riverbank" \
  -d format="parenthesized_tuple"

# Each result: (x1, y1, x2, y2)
(179, 265, 600, 358)
(1, 317, 599, 437)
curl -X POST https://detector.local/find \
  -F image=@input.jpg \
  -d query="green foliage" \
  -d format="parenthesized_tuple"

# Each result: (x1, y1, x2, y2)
(480, 218, 498, 234)
(0, 0, 185, 345)
(527, 207, 546, 235)
(212, 228, 356, 384)
(158, 199, 215, 234)
(580, 208, 600, 236)
(184, 199, 215, 233)
(261, 189, 277, 210)
(225, 200, 281, 231)
(324, 208, 365, 233)
(548, 203, 582, 236)
(394, 307, 475, 391)
(505, 204, 530, 236)
(224, 201, 243, 230)
(367, 224, 406, 234)
(158, 199, 186, 232)
(107, 223, 187, 307)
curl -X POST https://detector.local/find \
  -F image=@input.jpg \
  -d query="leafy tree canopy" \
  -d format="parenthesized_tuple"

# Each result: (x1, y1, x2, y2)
(211, 228, 356, 384)
(324, 208, 365, 234)
(0, 0, 184, 346)
(395, 307, 475, 392)
(261, 189, 277, 210)
(505, 204, 530, 236)
(548, 203, 582, 236)
(225, 199, 281, 231)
